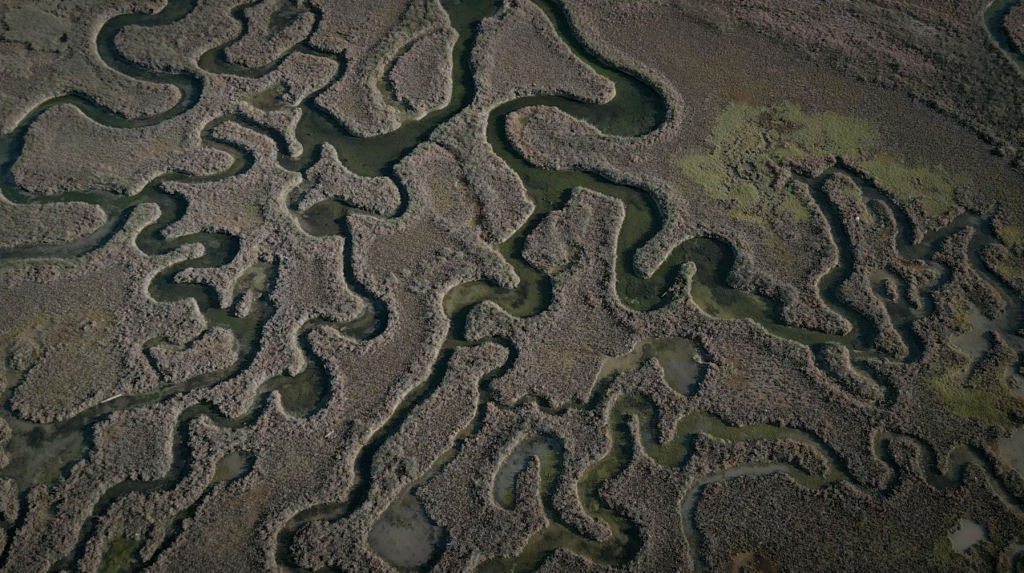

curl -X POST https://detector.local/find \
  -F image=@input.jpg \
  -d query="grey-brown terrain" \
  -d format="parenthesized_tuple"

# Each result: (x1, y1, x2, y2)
(3, 0, 1024, 571)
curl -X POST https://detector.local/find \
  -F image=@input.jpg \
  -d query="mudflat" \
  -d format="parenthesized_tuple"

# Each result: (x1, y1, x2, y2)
(2, 0, 1024, 571)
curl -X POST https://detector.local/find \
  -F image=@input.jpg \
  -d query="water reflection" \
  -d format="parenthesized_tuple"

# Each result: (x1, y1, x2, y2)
(369, 492, 444, 570)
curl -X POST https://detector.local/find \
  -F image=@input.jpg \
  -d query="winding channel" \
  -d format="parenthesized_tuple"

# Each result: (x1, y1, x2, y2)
(985, 0, 1024, 74)
(1, 0, 1024, 571)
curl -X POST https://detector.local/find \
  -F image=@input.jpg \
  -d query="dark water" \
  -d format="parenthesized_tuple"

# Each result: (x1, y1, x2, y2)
(985, 0, 1024, 70)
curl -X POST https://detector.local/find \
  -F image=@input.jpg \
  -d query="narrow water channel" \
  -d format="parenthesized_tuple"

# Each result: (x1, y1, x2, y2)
(985, 0, 1024, 72)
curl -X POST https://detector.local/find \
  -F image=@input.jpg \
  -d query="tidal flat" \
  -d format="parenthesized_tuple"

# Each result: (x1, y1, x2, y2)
(3, 0, 1024, 571)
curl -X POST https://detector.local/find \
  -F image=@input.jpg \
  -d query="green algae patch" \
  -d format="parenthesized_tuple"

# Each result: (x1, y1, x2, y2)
(932, 534, 954, 563)
(996, 224, 1024, 253)
(612, 394, 689, 468)
(704, 102, 876, 162)
(783, 193, 811, 222)
(925, 357, 1023, 430)
(996, 257, 1024, 282)
(478, 522, 634, 572)
(678, 102, 970, 227)
(494, 436, 562, 510)
(679, 101, 877, 175)
(860, 153, 967, 218)
(98, 536, 140, 573)
(677, 102, 877, 231)
(246, 83, 287, 110)
(262, 362, 329, 418)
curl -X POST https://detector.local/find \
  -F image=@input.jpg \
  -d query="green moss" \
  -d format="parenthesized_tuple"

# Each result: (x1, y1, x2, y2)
(247, 83, 287, 109)
(997, 225, 1024, 252)
(925, 359, 1021, 429)
(712, 102, 876, 160)
(677, 102, 877, 234)
(783, 193, 811, 222)
(499, 487, 514, 508)
(679, 102, 968, 236)
(678, 153, 734, 201)
(932, 535, 954, 564)
(860, 153, 966, 218)
(841, 181, 863, 201)
(995, 256, 1024, 282)
(99, 537, 140, 573)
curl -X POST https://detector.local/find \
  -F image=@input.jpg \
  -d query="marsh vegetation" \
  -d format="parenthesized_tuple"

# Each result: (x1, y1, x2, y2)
(2, 0, 1024, 572)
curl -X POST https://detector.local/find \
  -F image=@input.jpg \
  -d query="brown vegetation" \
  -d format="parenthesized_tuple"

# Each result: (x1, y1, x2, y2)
(388, 29, 456, 114)
(427, 0, 614, 243)
(0, 204, 209, 423)
(506, 102, 855, 335)
(299, 143, 402, 217)
(465, 189, 638, 407)
(695, 447, 1024, 572)
(0, 196, 105, 250)
(309, 0, 456, 136)
(0, 0, 180, 134)
(13, 52, 338, 196)
(1007, 4, 1024, 55)
(114, 0, 241, 73)
(163, 122, 364, 417)
(6, 0, 1024, 571)
(223, 0, 315, 70)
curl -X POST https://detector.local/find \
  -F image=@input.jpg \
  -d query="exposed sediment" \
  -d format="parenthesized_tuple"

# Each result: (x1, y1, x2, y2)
(569, 0, 1024, 168)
